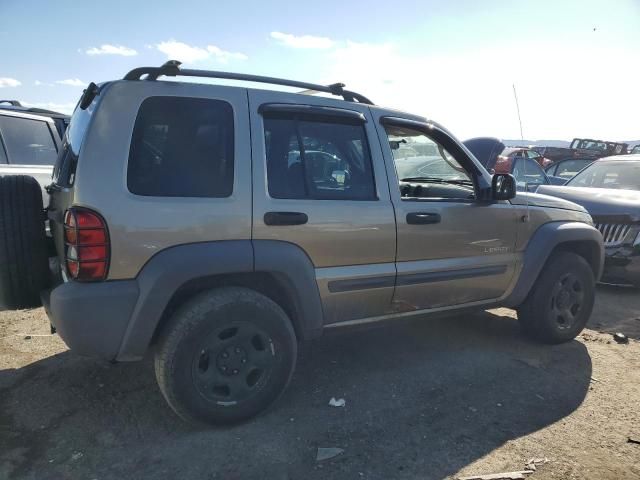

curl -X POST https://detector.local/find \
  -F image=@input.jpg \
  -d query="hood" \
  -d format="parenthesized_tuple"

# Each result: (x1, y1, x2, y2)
(510, 191, 588, 213)
(463, 137, 505, 170)
(536, 186, 640, 220)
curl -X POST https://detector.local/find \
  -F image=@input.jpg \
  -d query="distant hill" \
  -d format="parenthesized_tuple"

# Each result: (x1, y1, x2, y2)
(504, 139, 640, 148)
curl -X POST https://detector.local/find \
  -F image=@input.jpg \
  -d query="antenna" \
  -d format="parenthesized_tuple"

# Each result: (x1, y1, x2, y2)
(512, 84, 530, 214)
(512, 84, 524, 141)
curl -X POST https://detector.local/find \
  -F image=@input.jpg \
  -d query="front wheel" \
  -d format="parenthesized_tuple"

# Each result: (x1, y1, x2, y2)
(517, 252, 595, 344)
(154, 287, 297, 425)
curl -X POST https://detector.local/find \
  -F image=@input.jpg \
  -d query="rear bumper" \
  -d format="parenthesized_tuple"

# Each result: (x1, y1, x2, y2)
(600, 246, 640, 287)
(44, 280, 139, 360)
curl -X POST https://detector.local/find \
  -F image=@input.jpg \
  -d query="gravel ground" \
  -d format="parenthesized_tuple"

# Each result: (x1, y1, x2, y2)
(1, 285, 639, 480)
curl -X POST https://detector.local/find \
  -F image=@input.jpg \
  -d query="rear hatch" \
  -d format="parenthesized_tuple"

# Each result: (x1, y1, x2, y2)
(47, 87, 100, 276)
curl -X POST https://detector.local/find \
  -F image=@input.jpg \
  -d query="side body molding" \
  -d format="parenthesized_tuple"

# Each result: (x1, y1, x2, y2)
(505, 221, 604, 307)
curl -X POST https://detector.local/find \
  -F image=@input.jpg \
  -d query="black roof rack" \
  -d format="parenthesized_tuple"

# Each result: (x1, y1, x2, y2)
(0, 100, 23, 107)
(123, 60, 373, 105)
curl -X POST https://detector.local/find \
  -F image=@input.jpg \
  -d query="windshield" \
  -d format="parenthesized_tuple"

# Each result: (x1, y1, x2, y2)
(568, 161, 640, 190)
(387, 127, 471, 182)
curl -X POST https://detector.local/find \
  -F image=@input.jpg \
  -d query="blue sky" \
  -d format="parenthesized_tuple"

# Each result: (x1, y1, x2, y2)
(1, 0, 638, 140)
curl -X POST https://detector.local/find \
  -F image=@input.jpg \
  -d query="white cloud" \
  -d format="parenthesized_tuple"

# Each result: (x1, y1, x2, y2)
(85, 44, 138, 56)
(320, 41, 640, 140)
(206, 45, 248, 63)
(270, 31, 334, 49)
(22, 101, 77, 114)
(55, 78, 85, 87)
(155, 40, 247, 64)
(0, 77, 21, 88)
(34, 80, 54, 86)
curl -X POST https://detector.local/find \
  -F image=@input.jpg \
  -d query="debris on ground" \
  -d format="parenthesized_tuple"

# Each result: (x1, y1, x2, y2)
(70, 452, 84, 461)
(628, 436, 640, 445)
(613, 333, 629, 344)
(316, 447, 344, 462)
(458, 470, 534, 480)
(525, 457, 549, 471)
(328, 397, 346, 407)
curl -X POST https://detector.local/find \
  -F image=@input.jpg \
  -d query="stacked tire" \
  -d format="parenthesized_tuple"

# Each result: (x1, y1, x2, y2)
(0, 175, 49, 310)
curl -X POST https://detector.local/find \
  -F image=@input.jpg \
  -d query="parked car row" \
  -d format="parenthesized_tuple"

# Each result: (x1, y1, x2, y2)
(535, 137, 631, 163)
(0, 100, 69, 203)
(463, 138, 566, 192)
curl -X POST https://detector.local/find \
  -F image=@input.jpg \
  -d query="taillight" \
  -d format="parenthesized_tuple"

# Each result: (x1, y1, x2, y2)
(64, 208, 109, 281)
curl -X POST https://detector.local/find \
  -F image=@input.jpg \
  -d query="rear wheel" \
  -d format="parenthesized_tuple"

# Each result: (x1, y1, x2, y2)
(0, 175, 49, 309)
(154, 287, 297, 425)
(517, 252, 595, 344)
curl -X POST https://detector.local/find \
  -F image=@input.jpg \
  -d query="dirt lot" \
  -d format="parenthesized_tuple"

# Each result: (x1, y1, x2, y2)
(1, 285, 639, 480)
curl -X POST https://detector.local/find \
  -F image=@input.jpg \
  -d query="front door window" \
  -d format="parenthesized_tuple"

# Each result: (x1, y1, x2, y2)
(385, 125, 474, 201)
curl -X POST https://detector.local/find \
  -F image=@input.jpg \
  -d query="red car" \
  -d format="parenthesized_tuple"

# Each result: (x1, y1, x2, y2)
(495, 147, 553, 170)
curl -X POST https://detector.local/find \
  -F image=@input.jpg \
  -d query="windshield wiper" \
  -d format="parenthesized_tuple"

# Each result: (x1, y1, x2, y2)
(401, 176, 473, 186)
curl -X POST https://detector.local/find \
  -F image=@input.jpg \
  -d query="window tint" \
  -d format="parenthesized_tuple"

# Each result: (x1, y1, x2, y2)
(264, 116, 376, 200)
(0, 115, 57, 165)
(128, 96, 234, 197)
(53, 100, 93, 186)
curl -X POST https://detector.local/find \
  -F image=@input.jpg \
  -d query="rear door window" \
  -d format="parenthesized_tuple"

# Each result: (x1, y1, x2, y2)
(127, 96, 234, 197)
(264, 115, 376, 200)
(0, 115, 58, 165)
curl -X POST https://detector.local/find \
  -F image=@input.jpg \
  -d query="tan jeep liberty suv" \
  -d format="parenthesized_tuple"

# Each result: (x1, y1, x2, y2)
(0, 61, 604, 425)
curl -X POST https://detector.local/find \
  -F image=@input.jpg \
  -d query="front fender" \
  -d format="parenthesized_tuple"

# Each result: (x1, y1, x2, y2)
(505, 222, 604, 307)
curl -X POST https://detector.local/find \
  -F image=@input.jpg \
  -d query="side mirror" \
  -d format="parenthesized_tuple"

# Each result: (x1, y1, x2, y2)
(492, 173, 517, 200)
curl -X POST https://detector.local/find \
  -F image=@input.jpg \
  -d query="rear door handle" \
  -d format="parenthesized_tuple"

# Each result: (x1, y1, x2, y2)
(406, 212, 441, 225)
(264, 211, 309, 226)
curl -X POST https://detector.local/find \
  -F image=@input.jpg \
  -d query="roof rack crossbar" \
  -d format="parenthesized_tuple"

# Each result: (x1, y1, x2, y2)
(0, 100, 22, 106)
(123, 60, 373, 105)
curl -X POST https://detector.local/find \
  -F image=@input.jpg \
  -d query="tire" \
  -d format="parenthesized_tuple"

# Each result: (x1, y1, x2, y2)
(0, 175, 49, 310)
(517, 252, 595, 344)
(154, 287, 298, 426)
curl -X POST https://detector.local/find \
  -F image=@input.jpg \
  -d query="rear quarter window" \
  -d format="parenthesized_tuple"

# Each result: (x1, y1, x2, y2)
(127, 96, 234, 198)
(53, 100, 93, 187)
